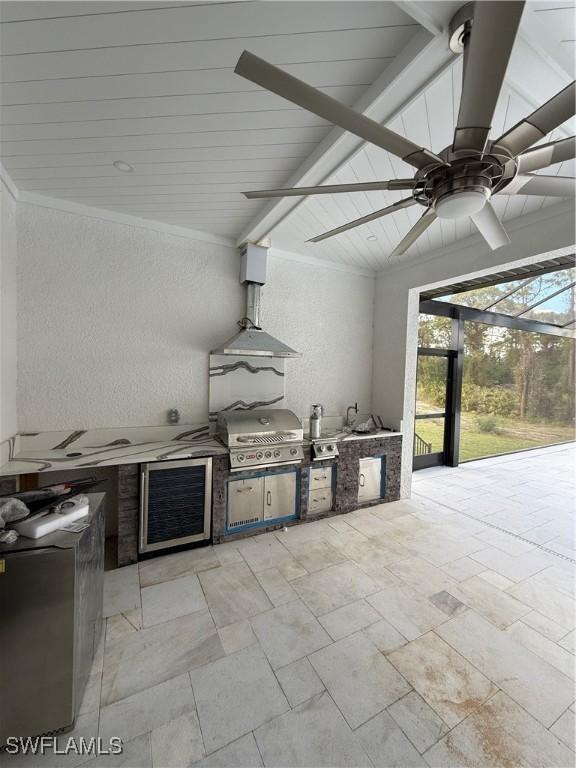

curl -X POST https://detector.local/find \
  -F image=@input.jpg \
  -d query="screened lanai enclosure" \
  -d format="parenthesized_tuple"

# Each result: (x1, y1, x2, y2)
(414, 254, 575, 469)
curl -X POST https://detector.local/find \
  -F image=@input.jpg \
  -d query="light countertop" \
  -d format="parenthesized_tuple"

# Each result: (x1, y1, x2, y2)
(0, 425, 226, 476)
(0, 424, 402, 477)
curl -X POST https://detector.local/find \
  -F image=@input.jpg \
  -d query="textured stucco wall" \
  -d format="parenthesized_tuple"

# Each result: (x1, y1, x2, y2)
(266, 254, 374, 420)
(372, 201, 575, 497)
(16, 202, 375, 431)
(0, 185, 18, 442)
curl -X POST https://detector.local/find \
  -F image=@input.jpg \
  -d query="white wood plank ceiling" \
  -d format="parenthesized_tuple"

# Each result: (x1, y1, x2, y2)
(0, 1, 423, 240)
(270, 47, 576, 272)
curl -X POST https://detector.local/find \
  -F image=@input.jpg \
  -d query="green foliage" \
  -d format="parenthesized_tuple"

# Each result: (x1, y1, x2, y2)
(461, 382, 519, 417)
(477, 415, 497, 433)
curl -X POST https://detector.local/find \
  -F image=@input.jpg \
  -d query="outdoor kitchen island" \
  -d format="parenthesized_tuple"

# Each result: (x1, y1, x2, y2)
(0, 424, 402, 561)
(212, 430, 402, 544)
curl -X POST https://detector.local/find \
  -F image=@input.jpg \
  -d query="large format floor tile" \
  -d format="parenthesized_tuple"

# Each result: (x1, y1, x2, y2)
(275, 657, 325, 707)
(141, 573, 207, 627)
(436, 610, 575, 727)
(150, 711, 204, 768)
(447, 574, 530, 629)
(318, 598, 381, 641)
(309, 631, 411, 729)
(291, 561, 380, 616)
(191, 734, 263, 768)
(99, 674, 195, 745)
(507, 575, 576, 631)
(41, 445, 574, 768)
(388, 631, 497, 727)
(103, 565, 140, 618)
(101, 611, 224, 705)
(425, 691, 575, 767)
(387, 556, 457, 597)
(139, 547, 219, 588)
(355, 710, 427, 767)
(388, 691, 449, 754)
(254, 692, 372, 768)
(366, 585, 448, 640)
(189, 645, 289, 753)
(249, 599, 331, 669)
(197, 563, 272, 627)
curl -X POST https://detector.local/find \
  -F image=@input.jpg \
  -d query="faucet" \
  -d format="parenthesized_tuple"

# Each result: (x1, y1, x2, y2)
(346, 402, 359, 427)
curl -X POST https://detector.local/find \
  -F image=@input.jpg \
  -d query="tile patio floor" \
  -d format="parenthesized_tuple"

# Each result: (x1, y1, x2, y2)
(8, 444, 575, 767)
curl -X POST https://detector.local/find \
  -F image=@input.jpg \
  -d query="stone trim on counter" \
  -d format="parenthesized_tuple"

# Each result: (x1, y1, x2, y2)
(212, 435, 402, 544)
(117, 464, 140, 567)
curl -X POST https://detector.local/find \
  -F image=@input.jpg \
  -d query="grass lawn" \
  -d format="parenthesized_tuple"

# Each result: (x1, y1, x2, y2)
(415, 412, 574, 462)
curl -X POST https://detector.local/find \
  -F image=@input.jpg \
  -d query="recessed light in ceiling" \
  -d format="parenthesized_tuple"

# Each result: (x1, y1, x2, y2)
(113, 160, 134, 173)
(366, 235, 377, 241)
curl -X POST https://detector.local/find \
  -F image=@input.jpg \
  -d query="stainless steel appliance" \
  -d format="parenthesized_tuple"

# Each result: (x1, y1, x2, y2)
(227, 471, 297, 530)
(0, 494, 104, 745)
(311, 439, 339, 461)
(217, 409, 304, 472)
(139, 458, 212, 554)
(310, 404, 324, 439)
(211, 244, 301, 359)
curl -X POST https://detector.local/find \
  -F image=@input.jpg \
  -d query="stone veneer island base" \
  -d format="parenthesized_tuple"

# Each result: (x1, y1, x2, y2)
(211, 434, 402, 544)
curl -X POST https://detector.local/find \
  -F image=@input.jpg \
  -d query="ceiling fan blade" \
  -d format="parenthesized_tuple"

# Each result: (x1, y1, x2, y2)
(244, 179, 416, 199)
(308, 198, 416, 243)
(235, 51, 445, 171)
(471, 202, 510, 250)
(516, 137, 576, 174)
(498, 174, 575, 197)
(492, 81, 576, 158)
(453, 1, 525, 154)
(390, 209, 436, 258)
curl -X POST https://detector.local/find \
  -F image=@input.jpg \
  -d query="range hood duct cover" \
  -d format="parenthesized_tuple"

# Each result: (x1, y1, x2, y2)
(211, 248, 301, 358)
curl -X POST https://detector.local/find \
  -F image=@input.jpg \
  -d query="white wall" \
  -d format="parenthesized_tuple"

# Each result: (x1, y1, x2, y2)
(372, 201, 575, 496)
(0, 184, 18, 443)
(16, 201, 375, 431)
(266, 251, 374, 419)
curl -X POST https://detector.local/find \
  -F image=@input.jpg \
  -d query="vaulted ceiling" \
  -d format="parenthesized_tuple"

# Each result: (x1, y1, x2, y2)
(1, 1, 574, 270)
(0, 1, 422, 240)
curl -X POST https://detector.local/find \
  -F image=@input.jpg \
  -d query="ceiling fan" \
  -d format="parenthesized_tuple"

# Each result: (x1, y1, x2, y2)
(234, 1, 575, 255)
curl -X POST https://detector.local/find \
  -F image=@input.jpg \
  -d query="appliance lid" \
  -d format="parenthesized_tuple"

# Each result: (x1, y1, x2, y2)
(218, 408, 302, 434)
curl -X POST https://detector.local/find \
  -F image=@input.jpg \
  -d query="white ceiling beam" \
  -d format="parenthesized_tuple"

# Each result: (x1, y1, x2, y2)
(397, 1, 458, 35)
(237, 26, 456, 245)
(0, 164, 20, 201)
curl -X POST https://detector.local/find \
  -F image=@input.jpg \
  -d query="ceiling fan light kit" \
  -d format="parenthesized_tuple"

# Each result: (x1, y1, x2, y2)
(235, 0, 575, 254)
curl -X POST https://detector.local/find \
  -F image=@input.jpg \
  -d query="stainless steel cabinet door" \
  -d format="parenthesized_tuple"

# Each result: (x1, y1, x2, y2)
(227, 477, 264, 529)
(264, 472, 297, 520)
(358, 457, 382, 502)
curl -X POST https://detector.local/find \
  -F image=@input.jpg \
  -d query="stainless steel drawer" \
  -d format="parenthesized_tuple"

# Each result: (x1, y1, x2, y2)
(308, 489, 333, 515)
(310, 466, 333, 491)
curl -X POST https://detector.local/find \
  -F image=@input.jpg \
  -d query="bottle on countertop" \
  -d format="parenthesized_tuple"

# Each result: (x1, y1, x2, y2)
(310, 404, 324, 439)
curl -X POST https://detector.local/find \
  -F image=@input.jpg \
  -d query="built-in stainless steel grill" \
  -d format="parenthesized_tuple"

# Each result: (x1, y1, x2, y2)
(217, 409, 304, 471)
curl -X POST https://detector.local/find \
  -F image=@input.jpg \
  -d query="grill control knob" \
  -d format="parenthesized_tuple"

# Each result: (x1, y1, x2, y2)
(265, 451, 272, 458)
(318, 445, 325, 453)
(290, 448, 298, 456)
(256, 451, 263, 460)
(327, 444, 334, 451)
(274, 450, 281, 458)
(237, 454, 245, 462)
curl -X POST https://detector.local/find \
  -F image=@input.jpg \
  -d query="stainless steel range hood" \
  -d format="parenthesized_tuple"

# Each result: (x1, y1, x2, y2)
(211, 245, 301, 358)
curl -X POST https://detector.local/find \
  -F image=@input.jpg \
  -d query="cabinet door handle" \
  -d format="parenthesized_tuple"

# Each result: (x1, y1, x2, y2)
(359, 474, 365, 487)
(266, 490, 272, 506)
(317, 474, 327, 480)
(312, 496, 327, 502)
(236, 486, 253, 493)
